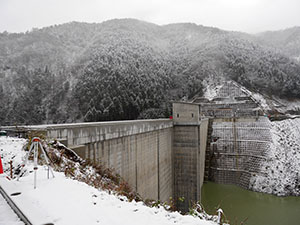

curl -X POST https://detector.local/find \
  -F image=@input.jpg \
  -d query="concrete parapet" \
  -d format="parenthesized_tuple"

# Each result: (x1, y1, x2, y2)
(44, 119, 173, 147)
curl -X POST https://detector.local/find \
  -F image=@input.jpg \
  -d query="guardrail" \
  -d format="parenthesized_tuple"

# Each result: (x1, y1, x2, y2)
(0, 184, 32, 225)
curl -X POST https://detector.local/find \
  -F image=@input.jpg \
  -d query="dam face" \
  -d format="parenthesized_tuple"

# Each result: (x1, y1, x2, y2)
(45, 119, 174, 203)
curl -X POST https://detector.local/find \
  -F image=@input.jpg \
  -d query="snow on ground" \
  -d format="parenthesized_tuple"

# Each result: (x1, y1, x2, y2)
(202, 75, 225, 100)
(202, 77, 300, 115)
(275, 98, 300, 114)
(0, 137, 217, 225)
(0, 192, 24, 225)
(202, 77, 271, 112)
(249, 118, 300, 196)
(249, 93, 271, 111)
(0, 137, 27, 174)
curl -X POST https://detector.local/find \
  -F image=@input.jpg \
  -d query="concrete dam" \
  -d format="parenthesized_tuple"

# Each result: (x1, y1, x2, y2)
(3, 81, 272, 212)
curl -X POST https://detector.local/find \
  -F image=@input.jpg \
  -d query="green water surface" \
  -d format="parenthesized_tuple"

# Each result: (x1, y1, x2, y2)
(201, 182, 300, 225)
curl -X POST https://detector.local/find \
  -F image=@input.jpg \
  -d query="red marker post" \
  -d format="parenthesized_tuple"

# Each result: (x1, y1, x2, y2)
(0, 155, 3, 174)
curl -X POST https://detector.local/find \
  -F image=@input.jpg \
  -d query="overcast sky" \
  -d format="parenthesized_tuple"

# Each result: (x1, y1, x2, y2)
(0, 0, 300, 33)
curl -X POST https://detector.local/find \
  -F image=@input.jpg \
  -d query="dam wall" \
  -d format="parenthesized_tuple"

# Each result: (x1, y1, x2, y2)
(45, 119, 174, 202)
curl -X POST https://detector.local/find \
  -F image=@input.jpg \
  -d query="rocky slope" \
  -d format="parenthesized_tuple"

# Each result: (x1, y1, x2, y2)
(249, 118, 300, 196)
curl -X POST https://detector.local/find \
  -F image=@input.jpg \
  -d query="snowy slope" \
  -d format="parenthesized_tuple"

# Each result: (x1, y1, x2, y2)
(0, 137, 27, 174)
(250, 118, 300, 196)
(202, 78, 300, 113)
(202, 75, 225, 100)
(0, 137, 218, 225)
(202, 78, 270, 109)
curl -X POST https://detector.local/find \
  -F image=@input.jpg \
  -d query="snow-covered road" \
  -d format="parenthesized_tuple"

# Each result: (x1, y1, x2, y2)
(0, 192, 24, 225)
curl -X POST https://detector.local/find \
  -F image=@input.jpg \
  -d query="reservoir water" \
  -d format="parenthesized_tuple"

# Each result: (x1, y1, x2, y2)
(201, 182, 300, 225)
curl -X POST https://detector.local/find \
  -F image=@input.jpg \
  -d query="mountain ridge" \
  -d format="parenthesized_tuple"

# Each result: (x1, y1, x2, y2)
(1, 19, 300, 125)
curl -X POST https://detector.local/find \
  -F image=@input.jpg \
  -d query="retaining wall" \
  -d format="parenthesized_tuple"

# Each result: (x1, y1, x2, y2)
(209, 117, 271, 188)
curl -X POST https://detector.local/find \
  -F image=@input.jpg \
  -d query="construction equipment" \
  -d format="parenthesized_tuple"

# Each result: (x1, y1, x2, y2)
(17, 137, 54, 189)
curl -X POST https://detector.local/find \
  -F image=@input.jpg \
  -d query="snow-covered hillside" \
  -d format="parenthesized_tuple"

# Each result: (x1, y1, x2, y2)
(250, 118, 300, 196)
(202, 75, 225, 100)
(0, 137, 219, 225)
(202, 77, 300, 115)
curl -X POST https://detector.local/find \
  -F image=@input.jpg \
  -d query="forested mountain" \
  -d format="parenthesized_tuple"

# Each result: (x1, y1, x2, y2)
(1, 19, 300, 125)
(257, 27, 300, 60)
